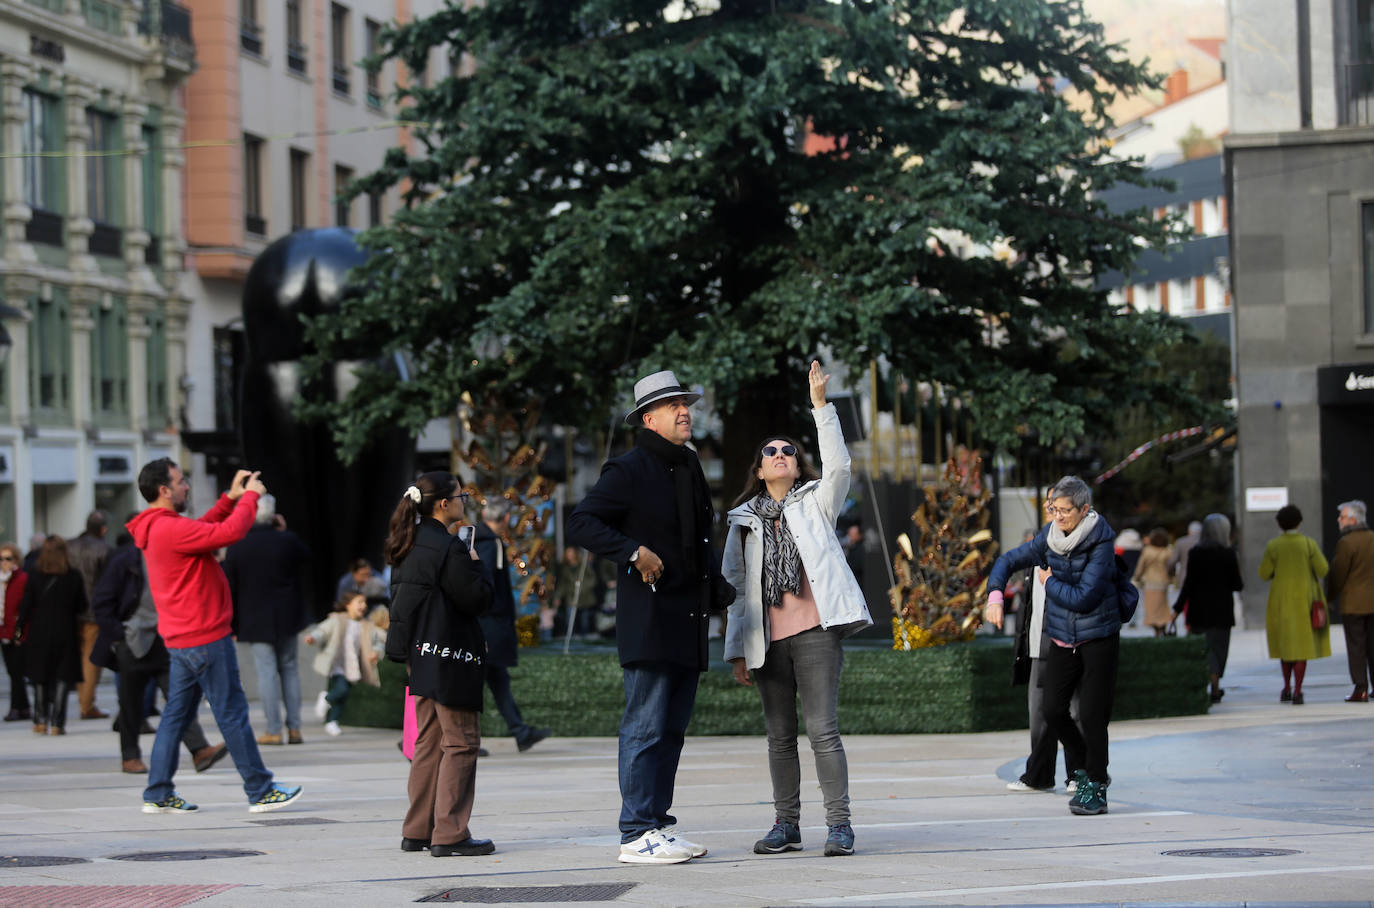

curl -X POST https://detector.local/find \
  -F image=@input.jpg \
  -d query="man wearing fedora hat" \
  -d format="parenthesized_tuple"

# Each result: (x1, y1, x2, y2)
(567, 370, 735, 864)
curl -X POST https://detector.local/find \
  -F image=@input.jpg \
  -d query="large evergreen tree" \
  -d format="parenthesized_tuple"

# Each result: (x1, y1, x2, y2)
(302, 0, 1195, 481)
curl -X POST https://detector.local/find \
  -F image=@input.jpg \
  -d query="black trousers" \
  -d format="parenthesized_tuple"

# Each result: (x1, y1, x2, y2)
(1, 642, 29, 713)
(32, 680, 72, 730)
(114, 639, 209, 761)
(1041, 633, 1119, 784)
(1344, 614, 1374, 692)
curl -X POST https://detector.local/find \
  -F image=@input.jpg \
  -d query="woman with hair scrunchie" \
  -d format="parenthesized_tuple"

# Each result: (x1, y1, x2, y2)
(722, 361, 873, 858)
(384, 472, 495, 857)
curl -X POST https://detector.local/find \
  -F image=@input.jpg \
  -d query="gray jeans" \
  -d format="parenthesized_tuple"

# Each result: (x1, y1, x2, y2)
(753, 625, 850, 826)
(251, 639, 302, 735)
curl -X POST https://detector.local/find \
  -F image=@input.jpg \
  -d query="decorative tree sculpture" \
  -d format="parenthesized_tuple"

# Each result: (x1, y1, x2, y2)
(890, 451, 999, 650)
(459, 394, 558, 646)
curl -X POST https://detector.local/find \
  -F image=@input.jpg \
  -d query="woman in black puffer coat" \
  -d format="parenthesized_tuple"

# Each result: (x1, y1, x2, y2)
(384, 472, 493, 858)
(16, 536, 86, 735)
(985, 476, 1123, 817)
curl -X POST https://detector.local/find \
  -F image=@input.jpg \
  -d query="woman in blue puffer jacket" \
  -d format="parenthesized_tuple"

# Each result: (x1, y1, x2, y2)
(984, 476, 1122, 817)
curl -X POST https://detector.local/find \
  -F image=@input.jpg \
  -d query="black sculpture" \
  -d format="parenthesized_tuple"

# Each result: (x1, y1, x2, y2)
(240, 228, 414, 617)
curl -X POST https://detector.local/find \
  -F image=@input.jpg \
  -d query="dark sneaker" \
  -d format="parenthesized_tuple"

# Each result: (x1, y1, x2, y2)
(400, 837, 430, 852)
(753, 819, 802, 854)
(824, 823, 855, 856)
(249, 784, 303, 813)
(1068, 771, 1108, 815)
(143, 792, 198, 814)
(517, 727, 551, 753)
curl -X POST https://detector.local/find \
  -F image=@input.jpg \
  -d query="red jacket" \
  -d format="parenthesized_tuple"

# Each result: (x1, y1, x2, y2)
(0, 570, 27, 642)
(126, 492, 259, 649)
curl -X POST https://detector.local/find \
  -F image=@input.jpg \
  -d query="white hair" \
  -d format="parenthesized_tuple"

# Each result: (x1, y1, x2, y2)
(1339, 500, 1367, 526)
(255, 493, 277, 525)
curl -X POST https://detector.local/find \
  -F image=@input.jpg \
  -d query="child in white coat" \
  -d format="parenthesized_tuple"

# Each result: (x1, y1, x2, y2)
(304, 592, 386, 736)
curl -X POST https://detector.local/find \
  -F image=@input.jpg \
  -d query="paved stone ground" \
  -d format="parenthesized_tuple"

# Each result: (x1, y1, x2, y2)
(0, 627, 1371, 907)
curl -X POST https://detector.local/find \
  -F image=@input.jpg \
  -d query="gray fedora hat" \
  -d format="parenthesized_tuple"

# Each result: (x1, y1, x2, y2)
(624, 371, 702, 425)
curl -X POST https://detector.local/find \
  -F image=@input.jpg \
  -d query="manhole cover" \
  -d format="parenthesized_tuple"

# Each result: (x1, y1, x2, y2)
(1163, 848, 1301, 858)
(108, 849, 264, 862)
(248, 816, 339, 826)
(418, 882, 638, 903)
(0, 856, 90, 868)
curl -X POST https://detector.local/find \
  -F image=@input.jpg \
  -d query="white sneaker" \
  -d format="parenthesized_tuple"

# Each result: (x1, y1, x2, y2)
(324, 720, 342, 737)
(1006, 779, 1052, 792)
(617, 829, 692, 864)
(658, 825, 707, 858)
(314, 691, 328, 721)
(1065, 779, 1077, 794)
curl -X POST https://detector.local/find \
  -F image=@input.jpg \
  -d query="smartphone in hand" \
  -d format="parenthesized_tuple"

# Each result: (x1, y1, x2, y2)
(456, 524, 476, 551)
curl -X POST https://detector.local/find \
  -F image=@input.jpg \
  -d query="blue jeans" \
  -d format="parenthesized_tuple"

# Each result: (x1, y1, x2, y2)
(486, 665, 532, 743)
(251, 639, 302, 735)
(619, 663, 698, 842)
(144, 633, 274, 804)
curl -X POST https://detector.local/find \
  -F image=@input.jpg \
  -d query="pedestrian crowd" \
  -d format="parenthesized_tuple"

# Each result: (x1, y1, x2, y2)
(2, 362, 1370, 867)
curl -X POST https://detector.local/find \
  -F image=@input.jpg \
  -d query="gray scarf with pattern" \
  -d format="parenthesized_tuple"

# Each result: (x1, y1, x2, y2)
(752, 482, 806, 609)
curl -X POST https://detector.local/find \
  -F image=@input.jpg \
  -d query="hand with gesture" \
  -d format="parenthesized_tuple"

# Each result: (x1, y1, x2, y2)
(808, 359, 830, 410)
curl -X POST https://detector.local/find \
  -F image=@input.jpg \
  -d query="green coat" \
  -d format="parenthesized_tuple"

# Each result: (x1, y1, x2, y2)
(1259, 531, 1330, 661)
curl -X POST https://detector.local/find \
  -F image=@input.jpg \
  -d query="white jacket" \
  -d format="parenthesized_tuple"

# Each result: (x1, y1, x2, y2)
(722, 403, 873, 670)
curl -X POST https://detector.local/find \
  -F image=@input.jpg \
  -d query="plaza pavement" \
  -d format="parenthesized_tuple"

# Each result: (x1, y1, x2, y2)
(0, 626, 1371, 908)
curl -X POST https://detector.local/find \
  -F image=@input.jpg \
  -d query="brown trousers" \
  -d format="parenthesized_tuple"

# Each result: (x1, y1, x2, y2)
(403, 697, 481, 846)
(76, 620, 103, 714)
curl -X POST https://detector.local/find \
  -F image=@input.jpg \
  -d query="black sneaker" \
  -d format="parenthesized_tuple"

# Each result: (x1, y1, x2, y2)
(823, 823, 855, 856)
(753, 819, 802, 854)
(1068, 770, 1108, 815)
(431, 837, 495, 856)
(400, 837, 430, 852)
(517, 727, 551, 753)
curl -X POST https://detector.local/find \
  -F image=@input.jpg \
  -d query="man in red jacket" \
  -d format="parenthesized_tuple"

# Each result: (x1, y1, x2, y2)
(127, 458, 302, 815)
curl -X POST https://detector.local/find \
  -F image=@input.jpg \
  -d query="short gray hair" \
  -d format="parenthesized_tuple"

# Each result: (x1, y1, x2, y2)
(255, 493, 277, 525)
(1199, 513, 1231, 547)
(1339, 499, 1367, 526)
(1047, 475, 1092, 510)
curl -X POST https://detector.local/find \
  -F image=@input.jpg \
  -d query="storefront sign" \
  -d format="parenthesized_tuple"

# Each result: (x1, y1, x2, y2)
(1245, 487, 1289, 511)
(1317, 363, 1374, 405)
(93, 448, 135, 483)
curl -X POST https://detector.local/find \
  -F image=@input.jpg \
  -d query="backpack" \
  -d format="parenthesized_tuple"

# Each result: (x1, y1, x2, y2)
(1114, 553, 1139, 623)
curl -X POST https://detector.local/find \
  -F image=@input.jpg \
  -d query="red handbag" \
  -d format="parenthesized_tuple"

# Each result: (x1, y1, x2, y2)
(1311, 599, 1328, 630)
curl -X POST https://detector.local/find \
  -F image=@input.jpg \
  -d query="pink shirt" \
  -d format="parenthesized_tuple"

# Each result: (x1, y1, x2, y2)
(770, 573, 822, 642)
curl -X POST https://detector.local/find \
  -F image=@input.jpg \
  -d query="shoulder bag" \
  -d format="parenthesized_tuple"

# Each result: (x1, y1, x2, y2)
(1307, 539, 1328, 630)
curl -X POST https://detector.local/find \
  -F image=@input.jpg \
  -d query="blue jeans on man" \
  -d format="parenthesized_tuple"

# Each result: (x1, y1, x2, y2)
(251, 639, 302, 736)
(618, 663, 699, 842)
(144, 633, 275, 804)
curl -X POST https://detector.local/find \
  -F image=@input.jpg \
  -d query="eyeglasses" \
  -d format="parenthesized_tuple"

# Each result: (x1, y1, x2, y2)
(447, 493, 470, 502)
(1046, 506, 1081, 518)
(761, 445, 797, 458)
(0, 555, 14, 563)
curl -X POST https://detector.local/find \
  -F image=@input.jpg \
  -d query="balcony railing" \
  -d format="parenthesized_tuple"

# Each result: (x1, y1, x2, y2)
(90, 222, 123, 258)
(26, 209, 63, 247)
(332, 65, 351, 96)
(240, 22, 263, 56)
(1346, 62, 1374, 127)
(245, 213, 267, 237)
(287, 40, 308, 74)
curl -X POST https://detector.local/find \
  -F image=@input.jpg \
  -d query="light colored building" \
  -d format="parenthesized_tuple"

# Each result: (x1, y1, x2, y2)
(1226, 0, 1374, 624)
(0, 0, 194, 542)
(177, 0, 447, 509)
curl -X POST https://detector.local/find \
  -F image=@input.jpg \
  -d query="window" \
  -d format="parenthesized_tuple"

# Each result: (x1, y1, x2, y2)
(91, 296, 129, 423)
(290, 148, 310, 230)
(142, 124, 162, 265)
(213, 326, 244, 432)
(334, 165, 354, 227)
(365, 19, 383, 107)
(331, 4, 351, 95)
(146, 303, 169, 428)
(286, 0, 307, 73)
(1364, 202, 1374, 332)
(29, 289, 71, 419)
(22, 90, 63, 245)
(87, 109, 122, 257)
(368, 188, 383, 227)
(244, 133, 265, 235)
(241, 0, 263, 54)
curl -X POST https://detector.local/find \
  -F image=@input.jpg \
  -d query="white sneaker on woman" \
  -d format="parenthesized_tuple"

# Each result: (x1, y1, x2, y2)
(323, 720, 342, 737)
(314, 691, 328, 721)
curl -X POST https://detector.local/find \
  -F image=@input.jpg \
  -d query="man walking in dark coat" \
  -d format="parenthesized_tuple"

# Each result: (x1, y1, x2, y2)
(475, 500, 550, 752)
(566, 370, 734, 865)
(68, 510, 112, 719)
(222, 494, 312, 745)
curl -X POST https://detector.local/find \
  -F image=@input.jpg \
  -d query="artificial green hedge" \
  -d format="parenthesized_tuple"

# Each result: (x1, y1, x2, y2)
(340, 636, 1210, 735)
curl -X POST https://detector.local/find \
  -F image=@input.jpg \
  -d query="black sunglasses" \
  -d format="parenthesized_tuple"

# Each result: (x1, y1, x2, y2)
(761, 445, 797, 458)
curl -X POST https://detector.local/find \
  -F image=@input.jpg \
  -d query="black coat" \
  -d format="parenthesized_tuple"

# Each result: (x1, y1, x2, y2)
(1174, 544, 1243, 629)
(387, 519, 492, 711)
(17, 569, 85, 685)
(223, 524, 312, 643)
(474, 523, 518, 668)
(89, 543, 143, 671)
(566, 444, 728, 671)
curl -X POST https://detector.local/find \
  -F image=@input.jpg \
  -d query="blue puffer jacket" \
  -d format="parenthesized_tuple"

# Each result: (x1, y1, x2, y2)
(986, 515, 1122, 645)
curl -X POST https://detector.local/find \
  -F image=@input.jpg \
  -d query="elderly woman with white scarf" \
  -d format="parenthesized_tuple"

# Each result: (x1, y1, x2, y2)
(984, 476, 1125, 817)
(723, 361, 872, 858)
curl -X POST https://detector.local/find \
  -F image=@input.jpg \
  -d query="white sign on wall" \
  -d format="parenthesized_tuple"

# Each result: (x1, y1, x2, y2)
(1245, 487, 1289, 512)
